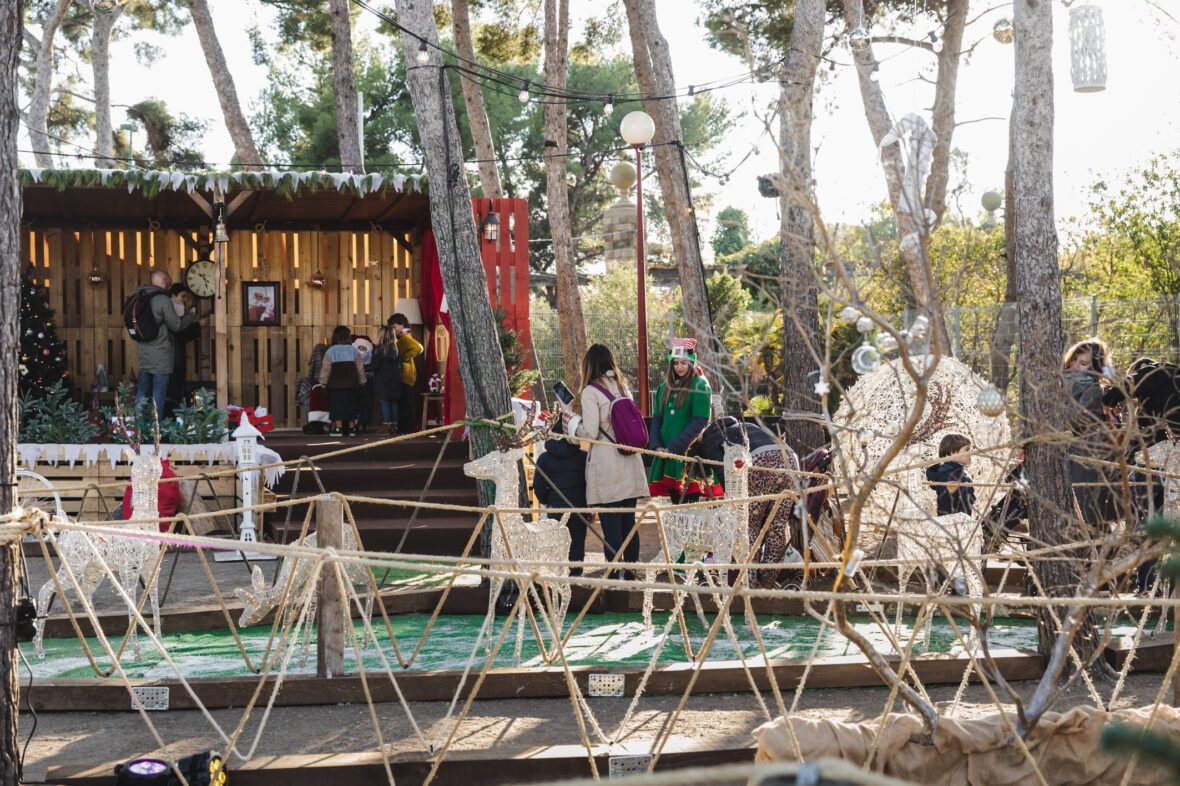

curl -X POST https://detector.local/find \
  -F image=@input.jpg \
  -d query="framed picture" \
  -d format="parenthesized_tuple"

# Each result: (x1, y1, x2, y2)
(242, 281, 281, 327)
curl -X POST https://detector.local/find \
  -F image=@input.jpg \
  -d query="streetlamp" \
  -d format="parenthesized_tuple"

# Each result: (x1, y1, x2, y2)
(619, 110, 655, 415)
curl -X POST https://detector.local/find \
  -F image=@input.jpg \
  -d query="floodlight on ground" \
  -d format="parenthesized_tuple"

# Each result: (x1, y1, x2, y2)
(114, 751, 226, 785)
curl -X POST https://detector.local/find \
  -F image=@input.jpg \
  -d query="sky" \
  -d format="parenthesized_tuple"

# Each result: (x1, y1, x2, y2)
(19, 0, 1180, 258)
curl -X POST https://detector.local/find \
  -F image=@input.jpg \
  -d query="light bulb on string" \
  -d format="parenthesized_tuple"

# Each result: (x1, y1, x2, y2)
(604, 94, 614, 116)
(518, 81, 531, 103)
(927, 30, 938, 43)
(416, 40, 429, 64)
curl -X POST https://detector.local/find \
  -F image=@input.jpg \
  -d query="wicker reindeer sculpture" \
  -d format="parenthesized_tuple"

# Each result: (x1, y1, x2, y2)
(34, 406, 165, 661)
(642, 441, 752, 631)
(464, 438, 572, 665)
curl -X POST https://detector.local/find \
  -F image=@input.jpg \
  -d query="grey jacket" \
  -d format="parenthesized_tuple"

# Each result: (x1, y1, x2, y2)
(129, 284, 196, 374)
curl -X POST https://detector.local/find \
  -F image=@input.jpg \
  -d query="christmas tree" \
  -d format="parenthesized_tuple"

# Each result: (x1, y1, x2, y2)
(20, 265, 68, 397)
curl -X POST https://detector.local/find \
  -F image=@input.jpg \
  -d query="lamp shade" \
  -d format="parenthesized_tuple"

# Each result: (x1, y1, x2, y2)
(397, 297, 424, 325)
(620, 111, 655, 146)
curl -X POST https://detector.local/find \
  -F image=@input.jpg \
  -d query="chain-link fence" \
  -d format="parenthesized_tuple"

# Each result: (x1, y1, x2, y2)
(531, 295, 1180, 407)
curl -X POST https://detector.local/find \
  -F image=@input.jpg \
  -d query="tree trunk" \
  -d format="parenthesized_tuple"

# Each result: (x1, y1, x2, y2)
(924, 0, 968, 225)
(26, 0, 73, 168)
(543, 0, 588, 389)
(622, 0, 721, 392)
(840, 0, 953, 357)
(328, 0, 363, 173)
(1013, 0, 1104, 673)
(185, 0, 264, 170)
(777, 0, 825, 456)
(90, 4, 124, 167)
(1, 3, 24, 782)
(394, 0, 516, 517)
(989, 104, 1019, 393)
(452, 0, 503, 199)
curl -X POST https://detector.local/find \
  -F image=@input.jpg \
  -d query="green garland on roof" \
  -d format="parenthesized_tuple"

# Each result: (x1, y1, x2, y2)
(18, 167, 428, 200)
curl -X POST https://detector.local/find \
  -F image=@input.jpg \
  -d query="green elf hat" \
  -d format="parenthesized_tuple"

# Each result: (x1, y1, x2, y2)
(668, 337, 697, 364)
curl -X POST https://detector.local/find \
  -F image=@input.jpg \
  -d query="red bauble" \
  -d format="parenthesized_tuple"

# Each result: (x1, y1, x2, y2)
(42, 349, 50, 356)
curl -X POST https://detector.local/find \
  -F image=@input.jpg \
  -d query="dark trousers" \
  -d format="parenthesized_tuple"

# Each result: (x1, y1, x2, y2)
(599, 497, 639, 567)
(397, 383, 415, 433)
(559, 511, 589, 577)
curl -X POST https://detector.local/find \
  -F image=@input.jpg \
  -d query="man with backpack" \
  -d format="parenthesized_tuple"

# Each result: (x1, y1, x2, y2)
(124, 270, 204, 417)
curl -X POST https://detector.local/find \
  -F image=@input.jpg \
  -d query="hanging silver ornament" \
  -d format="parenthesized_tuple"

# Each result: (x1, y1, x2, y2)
(851, 342, 881, 375)
(93, 0, 118, 12)
(856, 316, 875, 335)
(877, 333, 898, 353)
(993, 18, 1014, 44)
(848, 28, 870, 52)
(909, 314, 929, 341)
(977, 385, 1006, 418)
(840, 306, 860, 324)
(857, 427, 875, 444)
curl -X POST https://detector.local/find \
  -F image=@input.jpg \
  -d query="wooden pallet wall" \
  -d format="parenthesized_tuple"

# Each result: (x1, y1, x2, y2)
(21, 225, 417, 428)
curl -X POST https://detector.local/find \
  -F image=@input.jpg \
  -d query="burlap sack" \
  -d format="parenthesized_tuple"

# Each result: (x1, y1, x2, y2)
(753, 705, 1180, 785)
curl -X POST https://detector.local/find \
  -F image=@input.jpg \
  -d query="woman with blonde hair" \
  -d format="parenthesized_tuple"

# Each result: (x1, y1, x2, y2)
(562, 344, 648, 579)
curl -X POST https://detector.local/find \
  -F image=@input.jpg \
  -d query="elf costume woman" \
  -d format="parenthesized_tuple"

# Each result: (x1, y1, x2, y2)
(648, 338, 721, 502)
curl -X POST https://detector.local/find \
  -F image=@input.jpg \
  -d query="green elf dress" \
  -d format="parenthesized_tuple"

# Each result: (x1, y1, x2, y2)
(648, 373, 722, 497)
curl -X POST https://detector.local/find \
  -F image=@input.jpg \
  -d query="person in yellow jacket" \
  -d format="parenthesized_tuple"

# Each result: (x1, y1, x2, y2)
(389, 312, 423, 432)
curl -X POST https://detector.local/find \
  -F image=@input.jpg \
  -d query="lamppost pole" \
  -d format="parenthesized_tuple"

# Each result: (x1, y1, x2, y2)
(620, 111, 655, 415)
(633, 142, 648, 416)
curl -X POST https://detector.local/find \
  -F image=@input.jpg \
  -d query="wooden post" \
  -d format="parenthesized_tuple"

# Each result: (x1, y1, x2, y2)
(316, 496, 346, 678)
(214, 187, 228, 409)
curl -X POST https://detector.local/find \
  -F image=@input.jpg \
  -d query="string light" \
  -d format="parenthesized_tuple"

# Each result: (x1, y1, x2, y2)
(416, 40, 429, 64)
(604, 94, 614, 116)
(518, 80, 531, 103)
(927, 30, 938, 43)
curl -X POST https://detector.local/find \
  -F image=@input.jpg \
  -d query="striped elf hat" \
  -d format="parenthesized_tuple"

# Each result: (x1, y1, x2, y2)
(668, 337, 697, 364)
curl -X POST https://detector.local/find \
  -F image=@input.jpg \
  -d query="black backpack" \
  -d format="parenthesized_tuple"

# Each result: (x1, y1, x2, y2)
(122, 291, 166, 342)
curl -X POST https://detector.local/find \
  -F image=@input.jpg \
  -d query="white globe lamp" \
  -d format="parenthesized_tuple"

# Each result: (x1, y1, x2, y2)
(620, 111, 655, 147)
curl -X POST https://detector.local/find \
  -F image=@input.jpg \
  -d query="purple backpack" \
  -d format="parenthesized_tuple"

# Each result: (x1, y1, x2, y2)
(590, 383, 649, 456)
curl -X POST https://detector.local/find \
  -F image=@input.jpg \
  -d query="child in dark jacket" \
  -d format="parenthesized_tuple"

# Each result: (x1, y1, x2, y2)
(926, 433, 976, 516)
(533, 421, 590, 576)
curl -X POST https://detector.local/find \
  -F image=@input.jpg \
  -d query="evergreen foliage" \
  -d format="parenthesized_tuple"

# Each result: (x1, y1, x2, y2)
(18, 380, 96, 444)
(19, 265, 68, 396)
(494, 306, 539, 398)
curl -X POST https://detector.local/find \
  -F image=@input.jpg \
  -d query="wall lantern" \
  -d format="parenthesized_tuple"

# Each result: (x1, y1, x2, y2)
(87, 266, 107, 286)
(308, 271, 327, 289)
(482, 211, 500, 243)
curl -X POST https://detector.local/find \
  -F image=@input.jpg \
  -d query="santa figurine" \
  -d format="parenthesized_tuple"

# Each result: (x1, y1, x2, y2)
(428, 373, 444, 394)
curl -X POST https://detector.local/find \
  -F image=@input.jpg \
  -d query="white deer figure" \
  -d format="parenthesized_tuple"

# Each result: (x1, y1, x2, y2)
(34, 449, 164, 661)
(642, 442, 751, 631)
(464, 447, 571, 664)
(234, 518, 376, 667)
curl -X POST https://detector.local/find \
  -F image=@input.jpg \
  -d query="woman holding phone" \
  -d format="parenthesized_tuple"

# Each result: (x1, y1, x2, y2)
(561, 344, 648, 579)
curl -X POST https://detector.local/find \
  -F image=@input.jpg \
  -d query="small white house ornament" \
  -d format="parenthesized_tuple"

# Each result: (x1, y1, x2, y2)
(1069, 5, 1107, 93)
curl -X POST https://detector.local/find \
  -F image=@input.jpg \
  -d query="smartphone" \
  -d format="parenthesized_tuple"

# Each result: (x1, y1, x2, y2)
(553, 381, 575, 405)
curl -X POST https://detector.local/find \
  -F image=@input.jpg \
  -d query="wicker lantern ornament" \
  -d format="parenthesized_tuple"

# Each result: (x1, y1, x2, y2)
(1069, 4, 1107, 93)
(851, 342, 882, 375)
(977, 385, 1006, 418)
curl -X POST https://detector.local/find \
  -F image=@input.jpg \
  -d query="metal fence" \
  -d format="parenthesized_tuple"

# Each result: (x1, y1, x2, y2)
(530, 295, 1180, 406)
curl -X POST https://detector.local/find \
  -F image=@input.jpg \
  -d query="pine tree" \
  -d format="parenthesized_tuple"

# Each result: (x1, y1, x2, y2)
(19, 265, 68, 397)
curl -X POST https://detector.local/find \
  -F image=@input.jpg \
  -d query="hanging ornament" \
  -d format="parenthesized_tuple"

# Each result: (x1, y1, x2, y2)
(308, 271, 327, 289)
(992, 18, 1014, 44)
(877, 333, 898, 353)
(848, 27, 870, 52)
(1069, 5, 1106, 93)
(42, 349, 50, 356)
(977, 385, 1006, 418)
(909, 314, 929, 341)
(840, 306, 860, 324)
(37, 332, 44, 339)
(92, 0, 117, 12)
(851, 342, 881, 375)
(856, 316, 875, 335)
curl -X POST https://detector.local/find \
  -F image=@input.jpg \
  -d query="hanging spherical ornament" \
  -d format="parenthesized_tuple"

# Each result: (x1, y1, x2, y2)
(977, 385, 1006, 418)
(909, 314, 929, 341)
(877, 333, 898, 353)
(37, 332, 44, 339)
(55, 356, 62, 362)
(93, 0, 117, 12)
(42, 349, 50, 356)
(856, 316, 875, 335)
(992, 18, 1014, 44)
(20, 355, 27, 363)
(840, 306, 860, 324)
(851, 342, 881, 375)
(848, 27, 870, 52)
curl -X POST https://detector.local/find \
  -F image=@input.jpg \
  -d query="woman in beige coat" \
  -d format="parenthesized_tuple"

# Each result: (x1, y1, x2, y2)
(562, 344, 649, 578)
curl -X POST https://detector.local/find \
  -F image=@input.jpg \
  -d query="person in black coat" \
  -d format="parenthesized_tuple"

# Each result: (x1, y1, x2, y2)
(165, 283, 201, 416)
(533, 420, 590, 577)
(369, 325, 403, 435)
(925, 433, 976, 516)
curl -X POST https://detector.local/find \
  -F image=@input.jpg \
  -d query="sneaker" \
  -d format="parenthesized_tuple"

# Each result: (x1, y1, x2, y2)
(329, 427, 343, 437)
